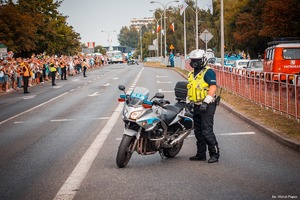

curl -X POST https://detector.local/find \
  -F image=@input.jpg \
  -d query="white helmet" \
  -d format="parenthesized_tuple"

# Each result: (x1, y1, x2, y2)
(189, 49, 207, 68)
(189, 49, 206, 59)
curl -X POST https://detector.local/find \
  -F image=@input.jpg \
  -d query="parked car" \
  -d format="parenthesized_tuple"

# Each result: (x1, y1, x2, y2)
(245, 59, 263, 78)
(232, 59, 249, 75)
(246, 59, 263, 72)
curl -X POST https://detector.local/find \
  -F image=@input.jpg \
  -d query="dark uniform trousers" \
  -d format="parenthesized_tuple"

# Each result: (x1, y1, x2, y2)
(193, 102, 219, 157)
(23, 76, 30, 93)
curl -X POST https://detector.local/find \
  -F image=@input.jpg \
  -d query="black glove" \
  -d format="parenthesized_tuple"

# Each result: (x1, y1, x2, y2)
(187, 103, 194, 114)
(199, 102, 208, 112)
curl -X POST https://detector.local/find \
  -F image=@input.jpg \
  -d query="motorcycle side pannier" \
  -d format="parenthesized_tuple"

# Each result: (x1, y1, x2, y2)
(174, 81, 188, 101)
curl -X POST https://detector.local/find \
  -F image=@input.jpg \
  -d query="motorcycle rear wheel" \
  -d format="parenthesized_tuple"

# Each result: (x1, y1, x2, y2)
(116, 135, 135, 168)
(163, 141, 183, 158)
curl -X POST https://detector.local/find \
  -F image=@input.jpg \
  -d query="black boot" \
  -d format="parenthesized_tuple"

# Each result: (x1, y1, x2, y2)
(189, 154, 206, 161)
(208, 146, 220, 163)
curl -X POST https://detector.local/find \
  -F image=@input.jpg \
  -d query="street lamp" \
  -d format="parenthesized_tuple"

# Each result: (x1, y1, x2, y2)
(101, 30, 116, 51)
(150, 0, 179, 58)
(150, 10, 164, 57)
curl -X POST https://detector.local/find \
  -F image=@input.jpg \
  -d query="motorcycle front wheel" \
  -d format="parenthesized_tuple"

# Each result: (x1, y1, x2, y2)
(116, 135, 135, 168)
(163, 141, 183, 158)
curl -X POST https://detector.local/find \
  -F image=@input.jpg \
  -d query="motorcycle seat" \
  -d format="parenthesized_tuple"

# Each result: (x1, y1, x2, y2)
(163, 103, 186, 125)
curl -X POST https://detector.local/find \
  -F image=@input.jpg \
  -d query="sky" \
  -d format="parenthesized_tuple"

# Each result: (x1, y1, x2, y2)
(58, 0, 212, 47)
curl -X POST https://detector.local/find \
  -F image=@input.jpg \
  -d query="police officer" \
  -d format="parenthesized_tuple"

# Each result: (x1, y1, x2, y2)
(49, 63, 57, 86)
(22, 62, 30, 94)
(187, 49, 220, 163)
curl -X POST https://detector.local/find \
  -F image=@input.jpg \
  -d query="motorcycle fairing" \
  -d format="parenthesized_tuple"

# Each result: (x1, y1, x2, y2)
(123, 128, 138, 137)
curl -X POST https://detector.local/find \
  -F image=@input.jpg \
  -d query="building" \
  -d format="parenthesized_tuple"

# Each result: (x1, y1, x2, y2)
(130, 17, 154, 30)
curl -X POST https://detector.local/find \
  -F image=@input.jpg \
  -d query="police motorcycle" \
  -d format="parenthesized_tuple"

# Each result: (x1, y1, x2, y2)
(127, 58, 139, 65)
(116, 82, 193, 168)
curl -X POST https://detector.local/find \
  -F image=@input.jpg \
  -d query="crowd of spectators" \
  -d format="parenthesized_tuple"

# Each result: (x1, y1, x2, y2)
(0, 53, 107, 94)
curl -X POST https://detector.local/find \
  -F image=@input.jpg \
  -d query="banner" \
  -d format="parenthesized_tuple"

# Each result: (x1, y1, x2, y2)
(87, 42, 95, 48)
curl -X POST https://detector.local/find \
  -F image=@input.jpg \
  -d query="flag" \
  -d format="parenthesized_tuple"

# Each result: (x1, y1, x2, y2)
(179, 0, 188, 15)
(169, 22, 175, 32)
(207, 0, 213, 15)
(87, 42, 95, 48)
(157, 24, 161, 32)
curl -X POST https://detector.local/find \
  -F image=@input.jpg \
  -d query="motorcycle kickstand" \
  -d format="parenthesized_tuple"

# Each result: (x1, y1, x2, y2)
(159, 149, 165, 161)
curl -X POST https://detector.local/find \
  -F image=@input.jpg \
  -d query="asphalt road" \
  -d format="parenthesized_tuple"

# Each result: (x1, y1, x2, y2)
(0, 63, 299, 200)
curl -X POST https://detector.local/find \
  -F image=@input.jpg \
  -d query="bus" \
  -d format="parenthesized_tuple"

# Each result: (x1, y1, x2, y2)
(106, 50, 123, 64)
(263, 38, 300, 82)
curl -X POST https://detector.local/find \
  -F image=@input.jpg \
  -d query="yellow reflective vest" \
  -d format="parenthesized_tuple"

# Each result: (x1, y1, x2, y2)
(187, 67, 210, 102)
(50, 64, 57, 72)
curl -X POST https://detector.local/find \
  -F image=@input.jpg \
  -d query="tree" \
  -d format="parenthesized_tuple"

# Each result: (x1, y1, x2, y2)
(260, 0, 300, 37)
(0, 2, 37, 54)
(118, 26, 139, 48)
(0, 0, 81, 56)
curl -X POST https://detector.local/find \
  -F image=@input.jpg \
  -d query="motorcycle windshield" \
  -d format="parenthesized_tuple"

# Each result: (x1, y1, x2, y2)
(129, 87, 149, 106)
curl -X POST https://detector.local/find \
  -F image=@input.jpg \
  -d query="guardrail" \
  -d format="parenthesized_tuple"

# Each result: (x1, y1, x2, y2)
(213, 66, 300, 121)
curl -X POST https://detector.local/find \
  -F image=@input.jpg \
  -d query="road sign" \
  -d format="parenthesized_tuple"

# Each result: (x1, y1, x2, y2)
(169, 44, 175, 50)
(200, 29, 213, 43)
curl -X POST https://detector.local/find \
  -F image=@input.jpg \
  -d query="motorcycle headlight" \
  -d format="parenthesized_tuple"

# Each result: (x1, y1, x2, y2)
(129, 110, 145, 120)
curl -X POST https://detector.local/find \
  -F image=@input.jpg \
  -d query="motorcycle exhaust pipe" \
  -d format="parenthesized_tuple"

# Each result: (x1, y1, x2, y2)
(170, 130, 191, 145)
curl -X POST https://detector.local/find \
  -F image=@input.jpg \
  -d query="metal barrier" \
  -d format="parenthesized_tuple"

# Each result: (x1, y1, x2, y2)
(213, 65, 300, 121)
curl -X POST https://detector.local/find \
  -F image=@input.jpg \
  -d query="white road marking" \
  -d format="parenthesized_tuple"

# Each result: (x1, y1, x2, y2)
(53, 86, 62, 88)
(156, 75, 168, 78)
(0, 93, 68, 125)
(157, 81, 171, 83)
(51, 119, 74, 122)
(187, 132, 256, 138)
(104, 83, 111, 87)
(53, 67, 144, 200)
(23, 95, 36, 100)
(158, 89, 174, 93)
(88, 92, 100, 97)
(92, 117, 110, 120)
(218, 132, 256, 136)
(14, 121, 24, 124)
(112, 77, 119, 80)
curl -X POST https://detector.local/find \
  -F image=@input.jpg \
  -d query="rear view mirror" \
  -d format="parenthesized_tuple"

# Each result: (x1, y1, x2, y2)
(155, 92, 164, 99)
(118, 85, 125, 91)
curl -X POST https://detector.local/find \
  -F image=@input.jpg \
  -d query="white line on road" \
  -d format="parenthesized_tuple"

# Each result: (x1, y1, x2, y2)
(187, 132, 256, 138)
(157, 81, 171, 83)
(88, 92, 100, 97)
(218, 132, 256, 136)
(92, 117, 111, 120)
(53, 67, 144, 200)
(158, 89, 174, 93)
(0, 92, 68, 125)
(51, 119, 74, 122)
(22, 95, 36, 100)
